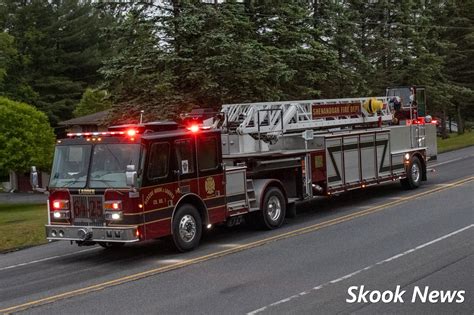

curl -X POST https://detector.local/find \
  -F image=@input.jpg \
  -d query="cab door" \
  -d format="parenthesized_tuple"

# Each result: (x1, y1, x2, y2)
(196, 133, 226, 223)
(172, 136, 198, 196)
(143, 140, 173, 237)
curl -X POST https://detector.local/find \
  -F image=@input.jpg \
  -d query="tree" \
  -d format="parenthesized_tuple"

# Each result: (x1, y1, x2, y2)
(0, 32, 38, 104)
(440, 0, 474, 134)
(73, 88, 111, 117)
(0, 32, 16, 86)
(99, 1, 340, 123)
(0, 97, 55, 173)
(0, 0, 116, 125)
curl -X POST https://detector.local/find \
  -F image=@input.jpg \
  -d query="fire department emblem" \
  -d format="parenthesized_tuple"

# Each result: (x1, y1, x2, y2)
(205, 177, 216, 195)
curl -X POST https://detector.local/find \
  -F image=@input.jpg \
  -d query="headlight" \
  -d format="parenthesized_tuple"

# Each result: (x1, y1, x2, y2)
(105, 211, 123, 221)
(52, 210, 70, 219)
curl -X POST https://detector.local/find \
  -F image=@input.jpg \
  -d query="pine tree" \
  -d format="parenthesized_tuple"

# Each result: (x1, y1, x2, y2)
(441, 0, 474, 134)
(0, 0, 115, 125)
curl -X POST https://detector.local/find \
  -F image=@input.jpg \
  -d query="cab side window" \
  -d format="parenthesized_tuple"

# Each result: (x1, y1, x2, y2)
(175, 139, 194, 174)
(147, 142, 170, 179)
(198, 137, 219, 171)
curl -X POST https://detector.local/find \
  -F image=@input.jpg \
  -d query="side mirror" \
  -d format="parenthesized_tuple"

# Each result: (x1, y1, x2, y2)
(30, 166, 39, 190)
(125, 164, 137, 189)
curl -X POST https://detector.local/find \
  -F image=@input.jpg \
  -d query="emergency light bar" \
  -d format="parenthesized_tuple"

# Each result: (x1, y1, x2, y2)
(410, 117, 439, 126)
(66, 130, 135, 137)
(186, 124, 212, 133)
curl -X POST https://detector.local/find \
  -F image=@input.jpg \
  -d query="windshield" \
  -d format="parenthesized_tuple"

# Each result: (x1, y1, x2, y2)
(49, 144, 140, 189)
(50, 145, 91, 188)
(387, 88, 412, 108)
(89, 144, 140, 188)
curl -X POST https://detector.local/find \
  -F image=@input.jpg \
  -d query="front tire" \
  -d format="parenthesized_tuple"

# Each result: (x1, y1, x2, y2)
(171, 204, 202, 252)
(401, 156, 422, 189)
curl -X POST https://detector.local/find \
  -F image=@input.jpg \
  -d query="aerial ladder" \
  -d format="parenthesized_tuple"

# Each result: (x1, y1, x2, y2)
(221, 96, 393, 137)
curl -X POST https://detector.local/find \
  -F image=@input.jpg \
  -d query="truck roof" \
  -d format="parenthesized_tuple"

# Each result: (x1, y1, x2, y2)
(141, 128, 220, 140)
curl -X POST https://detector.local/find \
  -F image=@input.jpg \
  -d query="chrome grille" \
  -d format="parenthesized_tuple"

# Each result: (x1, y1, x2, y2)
(72, 195, 104, 225)
(72, 221, 105, 227)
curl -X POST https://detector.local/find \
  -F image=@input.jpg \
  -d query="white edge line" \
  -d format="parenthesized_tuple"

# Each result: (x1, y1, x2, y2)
(430, 154, 474, 167)
(247, 224, 474, 315)
(0, 247, 100, 271)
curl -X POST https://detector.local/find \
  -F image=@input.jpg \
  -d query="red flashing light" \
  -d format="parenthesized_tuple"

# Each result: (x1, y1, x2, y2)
(412, 119, 426, 125)
(127, 129, 137, 137)
(52, 200, 69, 210)
(189, 125, 200, 133)
(431, 119, 438, 125)
(112, 202, 120, 210)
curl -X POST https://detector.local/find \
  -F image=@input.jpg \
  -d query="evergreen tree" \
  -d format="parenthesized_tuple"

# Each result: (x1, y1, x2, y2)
(0, 0, 115, 125)
(441, 0, 474, 134)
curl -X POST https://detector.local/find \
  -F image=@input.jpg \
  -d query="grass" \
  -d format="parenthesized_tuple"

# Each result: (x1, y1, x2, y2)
(0, 203, 48, 252)
(437, 131, 474, 153)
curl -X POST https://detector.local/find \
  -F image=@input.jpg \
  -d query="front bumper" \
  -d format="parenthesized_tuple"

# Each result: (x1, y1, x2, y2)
(45, 225, 139, 243)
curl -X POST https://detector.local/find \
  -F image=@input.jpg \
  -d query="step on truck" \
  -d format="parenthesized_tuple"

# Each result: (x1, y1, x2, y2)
(31, 86, 437, 251)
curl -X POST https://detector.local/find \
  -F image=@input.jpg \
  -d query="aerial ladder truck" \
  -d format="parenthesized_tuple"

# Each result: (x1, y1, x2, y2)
(32, 86, 437, 251)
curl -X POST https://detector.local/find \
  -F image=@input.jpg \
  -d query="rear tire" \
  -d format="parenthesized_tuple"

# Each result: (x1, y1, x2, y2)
(401, 156, 422, 189)
(256, 187, 286, 230)
(171, 204, 202, 252)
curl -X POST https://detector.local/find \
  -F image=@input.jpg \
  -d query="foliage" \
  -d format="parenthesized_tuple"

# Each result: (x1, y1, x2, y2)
(73, 88, 112, 117)
(0, 0, 116, 125)
(0, 32, 16, 85)
(0, 0, 472, 128)
(99, 1, 341, 123)
(0, 97, 55, 173)
(439, 0, 474, 134)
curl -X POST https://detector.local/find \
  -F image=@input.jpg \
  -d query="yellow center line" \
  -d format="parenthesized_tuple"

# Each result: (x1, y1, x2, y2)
(1, 176, 473, 314)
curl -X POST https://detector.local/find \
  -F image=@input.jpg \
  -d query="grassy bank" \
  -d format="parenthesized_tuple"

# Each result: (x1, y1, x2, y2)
(437, 131, 474, 153)
(0, 203, 47, 252)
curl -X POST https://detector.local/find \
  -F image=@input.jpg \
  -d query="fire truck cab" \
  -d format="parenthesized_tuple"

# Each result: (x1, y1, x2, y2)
(37, 122, 235, 251)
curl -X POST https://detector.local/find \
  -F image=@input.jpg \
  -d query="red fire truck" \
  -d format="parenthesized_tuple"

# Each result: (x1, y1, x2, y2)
(31, 87, 437, 251)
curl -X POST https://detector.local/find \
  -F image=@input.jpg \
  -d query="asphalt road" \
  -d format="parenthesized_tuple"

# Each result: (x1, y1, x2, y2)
(0, 146, 473, 314)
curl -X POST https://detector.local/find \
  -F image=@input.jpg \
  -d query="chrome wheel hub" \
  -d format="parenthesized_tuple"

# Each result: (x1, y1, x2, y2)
(411, 163, 420, 183)
(179, 215, 197, 243)
(267, 196, 282, 222)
